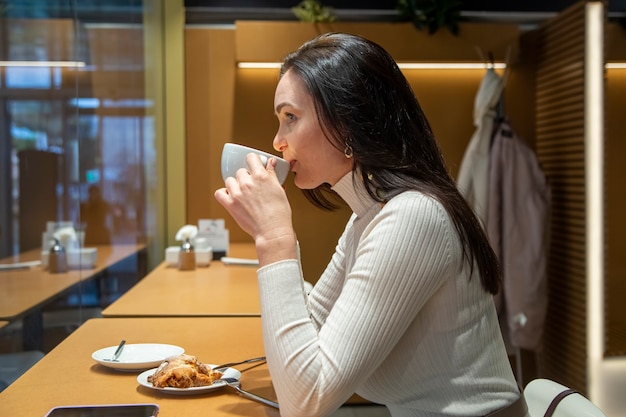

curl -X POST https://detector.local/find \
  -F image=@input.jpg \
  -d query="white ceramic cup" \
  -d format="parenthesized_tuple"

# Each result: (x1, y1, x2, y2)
(221, 143, 290, 185)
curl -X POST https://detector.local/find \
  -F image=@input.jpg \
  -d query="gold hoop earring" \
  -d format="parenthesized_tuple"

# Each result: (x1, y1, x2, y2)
(344, 145, 353, 159)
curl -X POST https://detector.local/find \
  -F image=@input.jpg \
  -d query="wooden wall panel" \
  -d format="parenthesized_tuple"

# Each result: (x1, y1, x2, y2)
(604, 23, 626, 357)
(232, 66, 505, 281)
(184, 28, 236, 228)
(235, 21, 519, 65)
(184, 22, 530, 283)
(534, 1, 588, 394)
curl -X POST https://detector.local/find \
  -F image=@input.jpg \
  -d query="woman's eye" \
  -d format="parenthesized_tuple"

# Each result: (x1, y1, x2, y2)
(285, 112, 296, 122)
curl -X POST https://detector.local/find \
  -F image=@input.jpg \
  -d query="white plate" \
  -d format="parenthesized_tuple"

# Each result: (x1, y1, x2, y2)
(92, 343, 185, 371)
(137, 366, 242, 395)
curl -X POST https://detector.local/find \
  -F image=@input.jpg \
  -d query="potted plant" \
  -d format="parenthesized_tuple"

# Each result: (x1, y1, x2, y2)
(397, 0, 463, 35)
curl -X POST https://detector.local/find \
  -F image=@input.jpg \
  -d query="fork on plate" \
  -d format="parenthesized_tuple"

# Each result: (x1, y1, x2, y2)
(211, 356, 266, 371)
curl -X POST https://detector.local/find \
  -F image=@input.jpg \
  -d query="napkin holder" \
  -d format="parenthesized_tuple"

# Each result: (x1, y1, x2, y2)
(197, 219, 229, 260)
(165, 246, 212, 267)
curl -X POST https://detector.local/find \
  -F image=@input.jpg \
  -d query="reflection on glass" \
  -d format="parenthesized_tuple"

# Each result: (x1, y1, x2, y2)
(1, 23, 151, 249)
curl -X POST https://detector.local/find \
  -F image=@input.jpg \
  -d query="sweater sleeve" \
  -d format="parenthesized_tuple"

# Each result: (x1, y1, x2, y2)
(257, 194, 459, 417)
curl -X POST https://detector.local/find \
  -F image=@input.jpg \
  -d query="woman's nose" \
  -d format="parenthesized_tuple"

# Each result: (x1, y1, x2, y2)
(273, 133, 286, 153)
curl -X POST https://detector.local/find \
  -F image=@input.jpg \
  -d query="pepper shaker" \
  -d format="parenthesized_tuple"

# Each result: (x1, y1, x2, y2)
(178, 238, 196, 271)
(48, 238, 68, 273)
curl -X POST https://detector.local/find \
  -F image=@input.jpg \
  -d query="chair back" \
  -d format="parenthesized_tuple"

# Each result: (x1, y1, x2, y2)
(524, 378, 607, 417)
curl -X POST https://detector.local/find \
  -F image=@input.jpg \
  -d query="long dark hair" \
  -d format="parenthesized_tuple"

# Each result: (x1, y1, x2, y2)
(280, 32, 500, 294)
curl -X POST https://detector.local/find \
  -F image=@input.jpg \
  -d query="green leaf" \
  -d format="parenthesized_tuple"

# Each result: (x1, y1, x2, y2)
(292, 0, 336, 23)
(396, 0, 463, 36)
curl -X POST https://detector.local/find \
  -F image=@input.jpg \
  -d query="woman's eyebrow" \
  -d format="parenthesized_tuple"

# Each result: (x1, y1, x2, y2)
(274, 102, 289, 115)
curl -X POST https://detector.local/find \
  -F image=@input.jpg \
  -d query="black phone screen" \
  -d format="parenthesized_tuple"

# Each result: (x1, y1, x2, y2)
(44, 404, 159, 417)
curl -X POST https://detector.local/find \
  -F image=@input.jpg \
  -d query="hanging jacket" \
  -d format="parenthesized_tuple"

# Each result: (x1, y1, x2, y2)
(457, 68, 504, 225)
(487, 120, 550, 352)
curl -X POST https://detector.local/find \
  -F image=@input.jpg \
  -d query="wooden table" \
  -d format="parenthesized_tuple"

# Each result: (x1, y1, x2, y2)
(0, 244, 146, 349)
(0, 317, 279, 417)
(102, 243, 262, 318)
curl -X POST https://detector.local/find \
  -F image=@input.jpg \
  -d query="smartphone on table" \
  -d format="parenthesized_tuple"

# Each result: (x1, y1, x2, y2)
(44, 403, 159, 417)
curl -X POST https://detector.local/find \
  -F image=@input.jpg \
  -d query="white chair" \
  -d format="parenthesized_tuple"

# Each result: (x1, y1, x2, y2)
(524, 378, 607, 417)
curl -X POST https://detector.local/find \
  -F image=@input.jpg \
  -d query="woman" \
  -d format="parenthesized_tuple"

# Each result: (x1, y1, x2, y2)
(215, 33, 527, 417)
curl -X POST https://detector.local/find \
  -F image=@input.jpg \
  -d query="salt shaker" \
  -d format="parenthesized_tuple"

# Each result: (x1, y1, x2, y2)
(178, 238, 196, 271)
(48, 238, 68, 273)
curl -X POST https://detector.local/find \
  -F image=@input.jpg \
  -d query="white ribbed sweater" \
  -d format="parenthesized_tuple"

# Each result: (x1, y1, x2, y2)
(257, 173, 521, 417)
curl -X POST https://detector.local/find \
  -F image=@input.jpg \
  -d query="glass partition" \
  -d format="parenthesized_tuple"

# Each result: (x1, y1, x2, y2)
(0, 0, 165, 368)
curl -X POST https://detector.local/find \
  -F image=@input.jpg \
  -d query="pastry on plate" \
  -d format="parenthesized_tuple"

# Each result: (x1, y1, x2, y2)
(148, 354, 223, 388)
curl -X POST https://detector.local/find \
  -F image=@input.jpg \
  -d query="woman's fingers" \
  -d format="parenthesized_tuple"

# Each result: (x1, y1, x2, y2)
(214, 153, 289, 241)
(245, 153, 280, 182)
(266, 157, 277, 173)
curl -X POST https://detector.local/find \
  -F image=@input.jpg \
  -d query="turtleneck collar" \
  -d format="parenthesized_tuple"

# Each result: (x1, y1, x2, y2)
(331, 171, 377, 217)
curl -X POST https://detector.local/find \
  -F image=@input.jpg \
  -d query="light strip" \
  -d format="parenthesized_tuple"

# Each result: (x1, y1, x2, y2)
(0, 61, 86, 68)
(398, 62, 506, 69)
(238, 62, 507, 70)
(238, 62, 281, 69)
(585, 1, 604, 402)
(239, 62, 626, 70)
